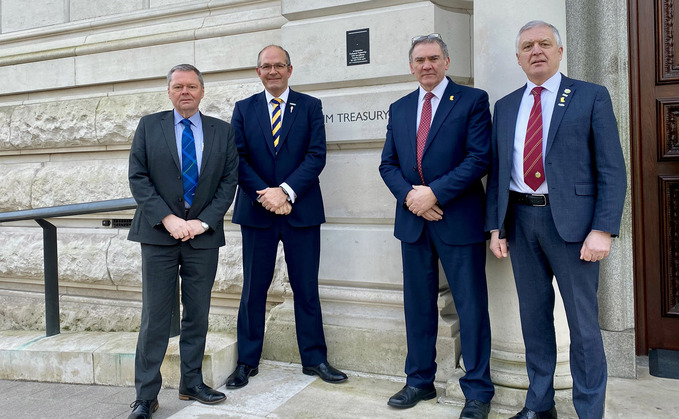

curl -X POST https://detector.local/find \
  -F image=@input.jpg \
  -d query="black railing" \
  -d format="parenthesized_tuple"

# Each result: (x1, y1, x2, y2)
(0, 198, 179, 338)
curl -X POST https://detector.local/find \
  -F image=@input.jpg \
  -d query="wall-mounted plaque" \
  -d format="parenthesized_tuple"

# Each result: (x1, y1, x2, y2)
(346, 28, 370, 66)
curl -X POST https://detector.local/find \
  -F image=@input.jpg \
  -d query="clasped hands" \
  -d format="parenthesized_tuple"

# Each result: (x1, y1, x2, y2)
(405, 185, 443, 221)
(162, 214, 205, 241)
(257, 187, 291, 215)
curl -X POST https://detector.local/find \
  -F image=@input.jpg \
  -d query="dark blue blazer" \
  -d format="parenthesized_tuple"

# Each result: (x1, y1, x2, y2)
(231, 89, 326, 228)
(380, 77, 491, 245)
(485, 74, 627, 242)
(128, 111, 239, 248)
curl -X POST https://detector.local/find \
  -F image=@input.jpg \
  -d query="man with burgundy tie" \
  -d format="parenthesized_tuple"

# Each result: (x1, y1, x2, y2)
(225, 45, 347, 389)
(127, 64, 238, 418)
(485, 21, 626, 419)
(379, 35, 494, 418)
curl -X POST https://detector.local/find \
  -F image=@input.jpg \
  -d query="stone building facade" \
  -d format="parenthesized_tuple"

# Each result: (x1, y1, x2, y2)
(0, 0, 633, 412)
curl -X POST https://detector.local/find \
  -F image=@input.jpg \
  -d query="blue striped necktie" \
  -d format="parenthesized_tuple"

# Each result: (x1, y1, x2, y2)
(271, 98, 283, 152)
(181, 118, 199, 206)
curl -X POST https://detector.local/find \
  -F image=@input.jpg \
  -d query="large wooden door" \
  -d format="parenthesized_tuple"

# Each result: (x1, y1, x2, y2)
(630, 0, 679, 353)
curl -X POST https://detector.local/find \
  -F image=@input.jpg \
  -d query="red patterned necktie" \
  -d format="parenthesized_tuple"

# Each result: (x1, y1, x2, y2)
(523, 86, 545, 190)
(416, 91, 434, 184)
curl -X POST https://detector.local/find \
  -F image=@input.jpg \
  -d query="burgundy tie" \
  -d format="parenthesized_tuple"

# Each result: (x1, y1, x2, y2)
(416, 92, 434, 184)
(524, 87, 545, 190)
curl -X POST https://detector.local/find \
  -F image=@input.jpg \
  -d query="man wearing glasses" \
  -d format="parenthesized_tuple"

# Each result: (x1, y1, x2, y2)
(379, 34, 494, 418)
(225, 45, 347, 389)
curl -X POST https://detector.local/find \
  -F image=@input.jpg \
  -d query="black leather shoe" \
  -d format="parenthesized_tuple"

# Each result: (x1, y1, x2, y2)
(509, 406, 558, 419)
(226, 363, 259, 389)
(387, 384, 437, 409)
(178, 383, 226, 404)
(460, 399, 491, 419)
(302, 361, 348, 383)
(128, 399, 158, 419)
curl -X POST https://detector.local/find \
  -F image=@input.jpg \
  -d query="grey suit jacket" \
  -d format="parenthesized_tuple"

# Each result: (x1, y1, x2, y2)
(128, 110, 238, 248)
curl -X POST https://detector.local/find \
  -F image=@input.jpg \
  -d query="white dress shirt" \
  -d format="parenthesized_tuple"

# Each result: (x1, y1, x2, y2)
(264, 87, 296, 202)
(509, 72, 561, 194)
(416, 77, 449, 130)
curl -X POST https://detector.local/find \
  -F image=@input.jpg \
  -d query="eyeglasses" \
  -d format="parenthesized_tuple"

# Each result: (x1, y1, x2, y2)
(258, 63, 289, 71)
(411, 33, 442, 44)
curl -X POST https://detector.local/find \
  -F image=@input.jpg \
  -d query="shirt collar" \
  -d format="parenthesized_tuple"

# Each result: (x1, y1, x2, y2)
(265, 87, 290, 105)
(419, 77, 449, 102)
(173, 109, 201, 126)
(526, 72, 562, 94)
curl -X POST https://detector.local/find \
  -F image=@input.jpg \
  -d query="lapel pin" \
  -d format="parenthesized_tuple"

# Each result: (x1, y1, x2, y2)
(290, 102, 296, 113)
(449, 95, 454, 101)
(560, 97, 565, 103)
(564, 88, 571, 94)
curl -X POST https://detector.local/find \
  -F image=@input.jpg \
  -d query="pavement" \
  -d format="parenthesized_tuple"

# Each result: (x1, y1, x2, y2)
(1, 358, 678, 419)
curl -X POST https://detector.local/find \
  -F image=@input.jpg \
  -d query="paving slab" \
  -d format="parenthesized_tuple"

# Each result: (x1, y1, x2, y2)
(1, 356, 678, 418)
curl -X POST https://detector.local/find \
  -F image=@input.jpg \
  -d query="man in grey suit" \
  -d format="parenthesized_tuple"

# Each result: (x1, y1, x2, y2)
(127, 64, 238, 419)
(485, 21, 626, 419)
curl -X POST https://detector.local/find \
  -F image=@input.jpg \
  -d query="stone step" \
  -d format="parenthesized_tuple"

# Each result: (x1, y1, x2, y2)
(0, 330, 236, 388)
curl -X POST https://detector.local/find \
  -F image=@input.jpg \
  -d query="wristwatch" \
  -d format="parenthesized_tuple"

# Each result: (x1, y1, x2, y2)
(280, 186, 291, 202)
(200, 221, 209, 232)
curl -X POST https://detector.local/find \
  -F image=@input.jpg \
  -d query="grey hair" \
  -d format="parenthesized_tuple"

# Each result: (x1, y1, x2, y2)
(516, 20, 563, 54)
(256, 45, 292, 68)
(409, 37, 449, 62)
(167, 64, 204, 88)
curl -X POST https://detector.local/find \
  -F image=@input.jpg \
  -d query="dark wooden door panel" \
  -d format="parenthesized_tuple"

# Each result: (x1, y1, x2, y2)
(631, 0, 679, 352)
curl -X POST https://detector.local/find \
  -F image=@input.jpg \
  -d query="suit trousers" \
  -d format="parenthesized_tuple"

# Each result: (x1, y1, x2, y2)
(401, 223, 494, 403)
(506, 203, 606, 419)
(237, 219, 328, 368)
(134, 242, 218, 400)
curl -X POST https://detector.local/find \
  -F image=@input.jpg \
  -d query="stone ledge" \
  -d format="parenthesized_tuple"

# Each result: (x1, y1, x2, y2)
(0, 330, 236, 388)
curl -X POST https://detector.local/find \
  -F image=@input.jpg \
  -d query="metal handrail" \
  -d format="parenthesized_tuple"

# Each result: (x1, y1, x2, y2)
(0, 197, 137, 222)
(0, 198, 179, 338)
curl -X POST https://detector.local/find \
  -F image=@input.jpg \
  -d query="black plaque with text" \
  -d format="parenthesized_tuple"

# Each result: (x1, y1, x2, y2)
(346, 28, 370, 66)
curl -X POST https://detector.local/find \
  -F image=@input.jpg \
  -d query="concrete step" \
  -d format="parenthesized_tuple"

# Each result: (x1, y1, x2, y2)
(0, 330, 236, 389)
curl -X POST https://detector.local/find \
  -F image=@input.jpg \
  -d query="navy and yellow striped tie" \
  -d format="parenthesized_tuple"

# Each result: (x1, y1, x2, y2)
(271, 98, 283, 152)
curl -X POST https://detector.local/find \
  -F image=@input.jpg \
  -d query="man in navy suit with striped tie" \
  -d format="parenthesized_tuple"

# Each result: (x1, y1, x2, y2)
(226, 45, 347, 389)
(485, 21, 626, 419)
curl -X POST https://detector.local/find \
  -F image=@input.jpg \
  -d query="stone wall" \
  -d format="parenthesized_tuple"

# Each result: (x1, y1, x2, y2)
(0, 0, 474, 385)
(0, 2, 636, 410)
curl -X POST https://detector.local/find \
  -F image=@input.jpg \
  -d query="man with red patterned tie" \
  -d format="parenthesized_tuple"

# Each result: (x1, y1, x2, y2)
(485, 21, 626, 419)
(379, 34, 494, 419)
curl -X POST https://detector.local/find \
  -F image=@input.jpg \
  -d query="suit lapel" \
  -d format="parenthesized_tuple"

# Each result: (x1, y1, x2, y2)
(277, 90, 299, 152)
(254, 92, 277, 156)
(546, 74, 574, 156)
(503, 88, 524, 171)
(161, 111, 180, 171)
(423, 78, 461, 156)
(200, 113, 214, 173)
(404, 90, 418, 158)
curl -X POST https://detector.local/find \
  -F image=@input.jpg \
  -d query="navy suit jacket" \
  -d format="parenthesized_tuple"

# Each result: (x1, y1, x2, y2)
(380, 77, 491, 245)
(231, 89, 326, 228)
(128, 110, 239, 248)
(485, 74, 627, 242)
